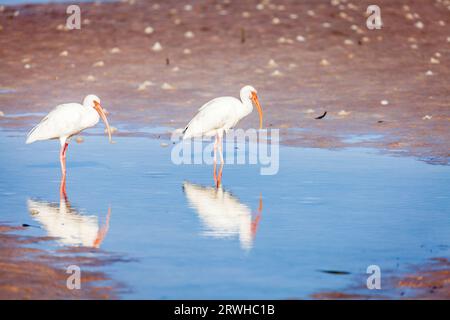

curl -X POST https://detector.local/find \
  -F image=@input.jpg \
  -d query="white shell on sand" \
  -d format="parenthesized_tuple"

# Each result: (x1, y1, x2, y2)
(152, 42, 163, 52)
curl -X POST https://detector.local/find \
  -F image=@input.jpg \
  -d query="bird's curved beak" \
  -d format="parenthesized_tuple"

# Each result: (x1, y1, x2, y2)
(94, 101, 112, 143)
(251, 92, 263, 129)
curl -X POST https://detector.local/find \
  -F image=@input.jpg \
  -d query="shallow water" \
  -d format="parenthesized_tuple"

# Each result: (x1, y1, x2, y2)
(0, 129, 449, 299)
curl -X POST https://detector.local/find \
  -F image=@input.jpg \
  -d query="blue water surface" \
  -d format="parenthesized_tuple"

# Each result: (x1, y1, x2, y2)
(0, 129, 449, 299)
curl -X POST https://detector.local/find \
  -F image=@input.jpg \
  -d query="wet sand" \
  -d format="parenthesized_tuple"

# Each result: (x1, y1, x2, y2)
(0, 0, 449, 164)
(312, 257, 450, 300)
(0, 224, 121, 299)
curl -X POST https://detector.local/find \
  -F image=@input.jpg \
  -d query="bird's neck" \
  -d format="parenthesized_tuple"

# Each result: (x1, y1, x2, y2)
(240, 94, 253, 116)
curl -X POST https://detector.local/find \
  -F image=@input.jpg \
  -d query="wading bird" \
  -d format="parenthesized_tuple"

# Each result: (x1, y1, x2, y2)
(26, 95, 113, 182)
(182, 85, 263, 165)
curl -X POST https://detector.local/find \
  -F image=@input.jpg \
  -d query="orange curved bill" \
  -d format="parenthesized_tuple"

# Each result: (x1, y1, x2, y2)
(94, 102, 112, 143)
(251, 92, 263, 129)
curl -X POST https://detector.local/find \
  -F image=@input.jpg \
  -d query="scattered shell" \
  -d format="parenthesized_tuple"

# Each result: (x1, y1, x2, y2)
(110, 47, 121, 54)
(331, 0, 340, 6)
(344, 39, 354, 45)
(422, 115, 432, 120)
(85, 75, 96, 81)
(172, 66, 180, 72)
(435, 52, 441, 57)
(289, 13, 298, 19)
(405, 13, 414, 20)
(304, 109, 315, 114)
(277, 37, 293, 44)
(296, 35, 306, 42)
(59, 50, 69, 57)
(267, 59, 278, 68)
(447, 36, 450, 43)
(361, 36, 370, 43)
(152, 3, 160, 10)
(320, 59, 330, 66)
(322, 22, 331, 28)
(338, 110, 351, 116)
(430, 57, 440, 64)
(242, 11, 250, 18)
(288, 63, 297, 69)
(56, 24, 68, 31)
(425, 70, 434, 76)
(414, 21, 424, 29)
(152, 42, 163, 52)
(75, 137, 84, 143)
(161, 82, 175, 90)
(438, 20, 445, 26)
(183, 48, 191, 54)
(174, 18, 181, 25)
(144, 26, 154, 34)
(24, 64, 31, 69)
(272, 17, 280, 24)
(410, 44, 418, 50)
(307, 10, 315, 17)
(271, 70, 283, 77)
(93, 61, 104, 67)
(380, 100, 389, 106)
(137, 80, 155, 91)
(160, 142, 169, 147)
(184, 4, 193, 11)
(184, 31, 195, 39)
(256, 3, 264, 10)
(82, 19, 91, 26)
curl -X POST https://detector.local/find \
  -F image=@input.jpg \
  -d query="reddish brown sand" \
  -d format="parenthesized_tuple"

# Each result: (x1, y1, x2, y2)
(0, 224, 121, 299)
(312, 258, 450, 300)
(0, 0, 448, 163)
(0, 0, 449, 299)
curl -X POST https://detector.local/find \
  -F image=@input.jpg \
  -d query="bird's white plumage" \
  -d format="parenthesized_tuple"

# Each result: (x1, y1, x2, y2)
(183, 97, 243, 139)
(182, 86, 259, 140)
(26, 103, 99, 144)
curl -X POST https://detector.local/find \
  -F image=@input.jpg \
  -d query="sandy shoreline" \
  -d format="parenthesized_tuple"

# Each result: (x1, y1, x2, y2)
(0, 0, 449, 164)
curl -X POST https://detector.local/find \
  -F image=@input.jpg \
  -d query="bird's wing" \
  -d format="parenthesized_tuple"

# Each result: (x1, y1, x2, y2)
(183, 97, 239, 138)
(26, 103, 85, 143)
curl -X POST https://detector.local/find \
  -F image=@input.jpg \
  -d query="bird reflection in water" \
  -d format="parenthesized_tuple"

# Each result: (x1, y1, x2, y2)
(27, 177, 111, 248)
(183, 180, 263, 251)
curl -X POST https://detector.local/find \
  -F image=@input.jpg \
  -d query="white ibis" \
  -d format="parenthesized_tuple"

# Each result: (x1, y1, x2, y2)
(26, 94, 112, 178)
(27, 198, 111, 248)
(183, 182, 263, 251)
(182, 85, 263, 164)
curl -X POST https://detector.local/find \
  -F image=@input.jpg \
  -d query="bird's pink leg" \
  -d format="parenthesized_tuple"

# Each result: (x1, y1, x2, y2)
(60, 142, 68, 177)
